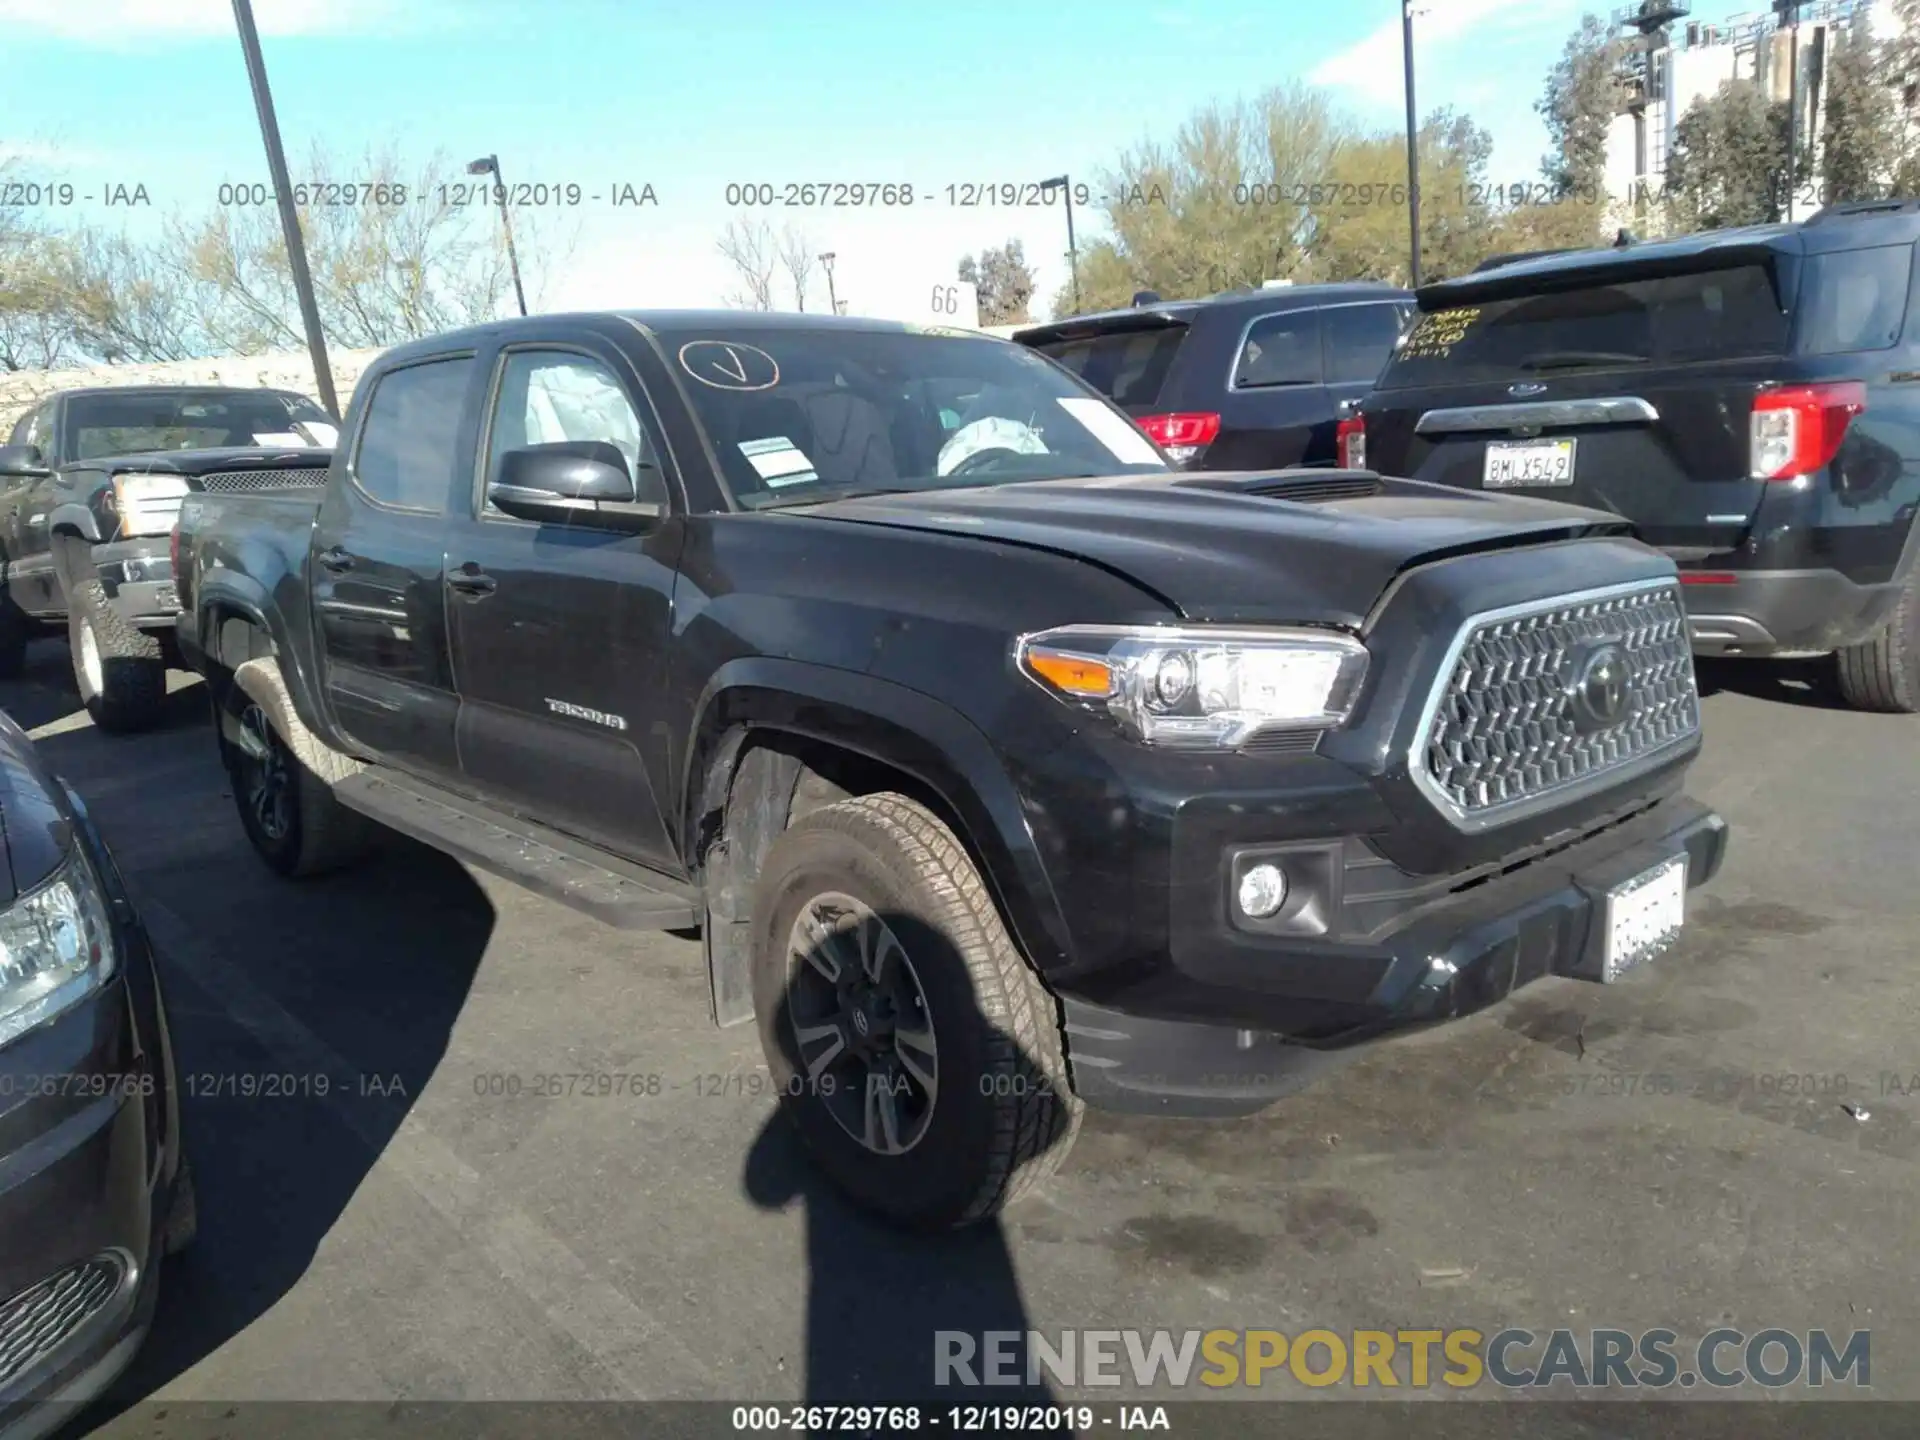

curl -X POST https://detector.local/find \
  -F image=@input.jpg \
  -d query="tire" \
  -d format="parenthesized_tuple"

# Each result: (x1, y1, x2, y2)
(67, 579, 166, 733)
(1835, 568, 1919, 713)
(217, 681, 374, 878)
(750, 792, 1081, 1231)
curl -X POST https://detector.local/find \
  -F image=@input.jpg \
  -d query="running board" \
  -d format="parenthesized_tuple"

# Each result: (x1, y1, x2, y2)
(332, 770, 700, 931)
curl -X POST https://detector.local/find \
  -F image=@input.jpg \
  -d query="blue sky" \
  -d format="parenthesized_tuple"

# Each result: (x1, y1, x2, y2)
(2, 0, 1598, 323)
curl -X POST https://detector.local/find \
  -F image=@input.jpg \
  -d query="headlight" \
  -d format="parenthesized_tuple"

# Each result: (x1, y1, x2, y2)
(0, 850, 118, 1050)
(113, 473, 192, 538)
(1016, 624, 1370, 748)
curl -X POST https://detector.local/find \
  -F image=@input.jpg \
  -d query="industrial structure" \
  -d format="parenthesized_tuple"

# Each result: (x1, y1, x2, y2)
(1603, 0, 1898, 216)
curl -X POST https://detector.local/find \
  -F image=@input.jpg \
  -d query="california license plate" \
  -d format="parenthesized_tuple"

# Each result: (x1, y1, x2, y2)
(1602, 855, 1687, 981)
(1483, 438, 1576, 488)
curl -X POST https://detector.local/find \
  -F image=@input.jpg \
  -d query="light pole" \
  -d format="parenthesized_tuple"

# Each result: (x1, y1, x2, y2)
(820, 252, 841, 315)
(1041, 174, 1080, 314)
(231, 0, 337, 417)
(468, 154, 529, 317)
(1402, 0, 1423, 289)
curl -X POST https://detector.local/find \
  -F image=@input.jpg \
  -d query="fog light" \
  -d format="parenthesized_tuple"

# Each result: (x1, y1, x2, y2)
(1237, 863, 1288, 919)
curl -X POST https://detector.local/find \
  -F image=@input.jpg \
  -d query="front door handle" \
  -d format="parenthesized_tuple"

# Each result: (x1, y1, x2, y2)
(447, 564, 497, 598)
(317, 546, 355, 574)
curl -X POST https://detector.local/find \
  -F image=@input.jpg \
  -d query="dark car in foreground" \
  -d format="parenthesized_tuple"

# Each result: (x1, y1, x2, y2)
(1350, 200, 1920, 712)
(1014, 282, 1412, 469)
(173, 310, 1724, 1230)
(0, 708, 191, 1440)
(0, 386, 335, 731)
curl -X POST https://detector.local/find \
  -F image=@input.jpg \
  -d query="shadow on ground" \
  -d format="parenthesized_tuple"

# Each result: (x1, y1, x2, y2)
(16, 688, 495, 1426)
(1694, 655, 1850, 711)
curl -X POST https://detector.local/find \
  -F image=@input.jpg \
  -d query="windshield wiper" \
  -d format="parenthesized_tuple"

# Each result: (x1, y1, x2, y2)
(1516, 349, 1649, 372)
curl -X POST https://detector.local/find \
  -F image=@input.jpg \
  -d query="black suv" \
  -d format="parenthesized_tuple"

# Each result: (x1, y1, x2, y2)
(1352, 201, 1920, 712)
(1014, 283, 1413, 469)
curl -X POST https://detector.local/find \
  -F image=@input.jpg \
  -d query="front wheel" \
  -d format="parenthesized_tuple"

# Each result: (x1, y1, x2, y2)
(750, 793, 1080, 1230)
(218, 684, 373, 877)
(67, 579, 165, 733)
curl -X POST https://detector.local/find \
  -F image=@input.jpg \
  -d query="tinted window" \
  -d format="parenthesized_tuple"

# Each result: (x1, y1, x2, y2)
(1029, 326, 1187, 408)
(1233, 310, 1322, 388)
(1797, 244, 1913, 356)
(1323, 303, 1410, 384)
(483, 351, 667, 516)
(64, 388, 336, 459)
(1377, 263, 1790, 389)
(353, 358, 474, 512)
(667, 328, 1167, 508)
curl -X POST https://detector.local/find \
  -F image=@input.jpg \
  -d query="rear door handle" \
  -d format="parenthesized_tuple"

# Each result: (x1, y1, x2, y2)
(317, 546, 355, 573)
(447, 565, 497, 598)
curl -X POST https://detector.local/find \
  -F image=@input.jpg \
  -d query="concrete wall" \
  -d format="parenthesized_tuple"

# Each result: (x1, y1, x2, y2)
(0, 348, 384, 439)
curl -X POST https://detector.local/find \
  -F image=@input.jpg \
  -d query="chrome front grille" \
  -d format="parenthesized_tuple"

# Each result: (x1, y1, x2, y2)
(1415, 580, 1699, 826)
(0, 1254, 126, 1389)
(197, 467, 329, 493)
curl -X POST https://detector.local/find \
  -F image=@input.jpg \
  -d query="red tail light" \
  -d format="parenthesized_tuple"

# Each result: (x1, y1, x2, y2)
(1138, 411, 1220, 464)
(1336, 413, 1367, 470)
(1750, 381, 1865, 480)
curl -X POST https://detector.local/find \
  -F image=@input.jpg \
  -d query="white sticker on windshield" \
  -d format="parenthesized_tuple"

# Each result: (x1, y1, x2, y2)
(251, 431, 311, 447)
(739, 435, 819, 488)
(1055, 398, 1163, 466)
(303, 421, 341, 446)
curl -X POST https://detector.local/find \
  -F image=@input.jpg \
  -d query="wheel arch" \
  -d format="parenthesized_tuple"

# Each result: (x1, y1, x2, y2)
(686, 659, 1073, 1028)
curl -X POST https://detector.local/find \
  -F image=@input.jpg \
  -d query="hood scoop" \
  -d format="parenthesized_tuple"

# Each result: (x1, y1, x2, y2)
(1173, 468, 1385, 504)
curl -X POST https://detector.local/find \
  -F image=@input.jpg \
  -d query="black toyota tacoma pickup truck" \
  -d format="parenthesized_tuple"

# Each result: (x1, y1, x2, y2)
(0, 385, 335, 731)
(171, 311, 1728, 1230)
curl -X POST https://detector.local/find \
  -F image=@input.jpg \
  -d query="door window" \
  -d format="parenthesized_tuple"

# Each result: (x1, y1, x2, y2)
(482, 350, 666, 516)
(351, 357, 475, 512)
(1232, 311, 1323, 388)
(1323, 303, 1412, 385)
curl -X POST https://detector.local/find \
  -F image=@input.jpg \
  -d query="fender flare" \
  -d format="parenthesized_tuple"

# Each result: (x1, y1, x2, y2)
(48, 503, 102, 545)
(683, 657, 1074, 977)
(193, 575, 334, 742)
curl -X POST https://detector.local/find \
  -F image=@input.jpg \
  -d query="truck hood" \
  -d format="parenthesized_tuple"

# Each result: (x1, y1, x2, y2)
(806, 472, 1634, 626)
(70, 445, 333, 477)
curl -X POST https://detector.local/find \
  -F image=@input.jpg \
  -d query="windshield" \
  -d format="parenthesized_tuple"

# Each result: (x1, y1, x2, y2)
(64, 389, 339, 460)
(665, 327, 1170, 509)
(1376, 263, 1791, 390)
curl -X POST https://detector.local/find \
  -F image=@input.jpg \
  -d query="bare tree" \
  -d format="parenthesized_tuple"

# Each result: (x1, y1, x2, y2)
(0, 142, 559, 370)
(777, 225, 817, 312)
(717, 219, 778, 310)
(175, 143, 536, 353)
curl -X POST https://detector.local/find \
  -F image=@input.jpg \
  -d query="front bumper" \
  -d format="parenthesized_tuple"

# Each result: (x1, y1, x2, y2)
(92, 539, 178, 632)
(0, 856, 180, 1436)
(1061, 795, 1728, 1117)
(1682, 567, 1903, 657)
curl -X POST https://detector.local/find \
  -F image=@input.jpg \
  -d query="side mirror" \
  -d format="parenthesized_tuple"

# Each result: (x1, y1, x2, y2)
(0, 445, 51, 479)
(487, 441, 659, 527)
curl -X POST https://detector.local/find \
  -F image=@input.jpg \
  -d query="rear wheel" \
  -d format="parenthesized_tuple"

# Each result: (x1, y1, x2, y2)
(1835, 568, 1919, 713)
(750, 793, 1080, 1230)
(218, 684, 373, 877)
(68, 579, 165, 733)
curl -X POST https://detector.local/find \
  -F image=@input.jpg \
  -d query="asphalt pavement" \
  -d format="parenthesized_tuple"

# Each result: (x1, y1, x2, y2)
(2, 640, 1915, 1424)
